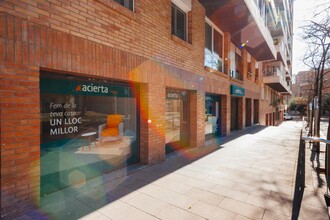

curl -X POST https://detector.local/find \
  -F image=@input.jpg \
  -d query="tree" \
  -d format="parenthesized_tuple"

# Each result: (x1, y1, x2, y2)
(322, 93, 330, 114)
(301, 1, 330, 189)
(301, 4, 330, 139)
(288, 97, 308, 116)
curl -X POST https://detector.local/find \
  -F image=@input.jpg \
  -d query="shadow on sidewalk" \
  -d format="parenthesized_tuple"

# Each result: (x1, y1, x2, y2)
(19, 125, 268, 219)
(291, 130, 305, 220)
(205, 125, 267, 147)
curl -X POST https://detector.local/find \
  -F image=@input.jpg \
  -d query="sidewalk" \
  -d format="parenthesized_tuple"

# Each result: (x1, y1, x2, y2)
(18, 121, 328, 220)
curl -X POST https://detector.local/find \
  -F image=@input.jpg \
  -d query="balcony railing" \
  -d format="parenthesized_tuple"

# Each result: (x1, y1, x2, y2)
(230, 70, 243, 81)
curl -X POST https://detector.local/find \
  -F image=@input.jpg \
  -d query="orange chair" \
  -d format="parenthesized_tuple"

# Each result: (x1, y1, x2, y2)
(98, 114, 124, 145)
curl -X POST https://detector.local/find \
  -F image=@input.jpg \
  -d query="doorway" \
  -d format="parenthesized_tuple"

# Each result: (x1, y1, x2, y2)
(205, 94, 221, 139)
(165, 89, 190, 153)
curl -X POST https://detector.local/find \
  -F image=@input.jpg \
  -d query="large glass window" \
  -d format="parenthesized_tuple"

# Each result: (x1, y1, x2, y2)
(165, 89, 189, 153)
(171, 3, 187, 41)
(205, 94, 221, 138)
(115, 0, 134, 11)
(232, 52, 243, 80)
(204, 21, 224, 72)
(40, 74, 138, 196)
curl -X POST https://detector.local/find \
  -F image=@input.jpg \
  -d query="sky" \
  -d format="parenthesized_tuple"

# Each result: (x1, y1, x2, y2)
(292, 0, 329, 77)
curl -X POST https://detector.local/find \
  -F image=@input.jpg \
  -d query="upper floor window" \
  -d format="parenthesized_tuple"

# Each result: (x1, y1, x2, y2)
(115, 0, 134, 11)
(204, 20, 224, 72)
(234, 52, 243, 80)
(171, 3, 187, 41)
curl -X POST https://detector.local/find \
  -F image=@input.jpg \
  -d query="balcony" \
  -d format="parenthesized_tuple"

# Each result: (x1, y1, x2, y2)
(263, 64, 291, 94)
(286, 68, 292, 80)
(273, 37, 288, 66)
(230, 70, 243, 81)
(199, 0, 277, 61)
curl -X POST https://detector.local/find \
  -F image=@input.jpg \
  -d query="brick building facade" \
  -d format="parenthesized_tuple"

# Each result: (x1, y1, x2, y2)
(0, 0, 292, 218)
(293, 70, 330, 97)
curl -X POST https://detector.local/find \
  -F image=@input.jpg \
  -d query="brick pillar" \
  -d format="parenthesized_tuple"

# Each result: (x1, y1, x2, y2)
(224, 32, 231, 76)
(242, 49, 248, 81)
(139, 83, 166, 164)
(242, 97, 246, 129)
(221, 95, 228, 136)
(190, 90, 205, 148)
(0, 65, 40, 219)
(227, 96, 232, 135)
(0, 13, 41, 219)
(238, 97, 244, 130)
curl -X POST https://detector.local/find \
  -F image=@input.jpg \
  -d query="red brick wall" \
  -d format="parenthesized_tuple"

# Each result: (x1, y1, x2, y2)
(189, 90, 205, 148)
(0, 0, 265, 218)
(0, 1, 210, 217)
(0, 63, 41, 218)
(0, 0, 207, 74)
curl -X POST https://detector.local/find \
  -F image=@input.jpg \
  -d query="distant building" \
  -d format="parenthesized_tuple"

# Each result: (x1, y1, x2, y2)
(293, 70, 330, 98)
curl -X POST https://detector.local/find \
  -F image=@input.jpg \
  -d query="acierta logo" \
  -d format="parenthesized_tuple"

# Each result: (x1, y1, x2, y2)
(75, 83, 109, 94)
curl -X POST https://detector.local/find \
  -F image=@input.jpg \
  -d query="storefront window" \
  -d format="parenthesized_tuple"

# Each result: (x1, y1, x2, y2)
(165, 89, 189, 153)
(40, 74, 138, 196)
(205, 94, 221, 137)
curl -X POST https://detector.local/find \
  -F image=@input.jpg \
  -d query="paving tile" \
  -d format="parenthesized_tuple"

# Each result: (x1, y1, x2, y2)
(166, 173, 191, 183)
(97, 200, 137, 219)
(166, 173, 216, 190)
(245, 194, 291, 217)
(234, 215, 253, 220)
(184, 187, 225, 206)
(262, 210, 290, 220)
(205, 175, 237, 188)
(302, 189, 328, 208)
(298, 203, 329, 220)
(124, 192, 169, 216)
(189, 201, 236, 220)
(100, 185, 136, 199)
(123, 208, 159, 220)
(211, 185, 249, 202)
(118, 190, 144, 203)
(152, 177, 194, 194)
(78, 211, 111, 220)
(129, 170, 160, 183)
(175, 168, 210, 180)
(232, 182, 267, 195)
(156, 204, 205, 220)
(138, 184, 197, 209)
(219, 198, 265, 219)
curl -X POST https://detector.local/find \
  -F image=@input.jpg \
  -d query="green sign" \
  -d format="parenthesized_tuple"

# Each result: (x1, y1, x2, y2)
(230, 85, 245, 96)
(40, 77, 132, 97)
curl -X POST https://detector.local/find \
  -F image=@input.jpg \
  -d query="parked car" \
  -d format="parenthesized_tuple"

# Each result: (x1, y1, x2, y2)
(284, 113, 293, 120)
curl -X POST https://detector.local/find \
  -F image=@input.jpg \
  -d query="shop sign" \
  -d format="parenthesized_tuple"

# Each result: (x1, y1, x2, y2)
(40, 78, 132, 97)
(166, 90, 188, 99)
(206, 96, 212, 101)
(230, 85, 245, 97)
(205, 94, 221, 101)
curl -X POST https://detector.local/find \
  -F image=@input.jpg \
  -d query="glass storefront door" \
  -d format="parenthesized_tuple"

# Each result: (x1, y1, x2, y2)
(205, 94, 221, 138)
(40, 73, 139, 196)
(165, 89, 189, 153)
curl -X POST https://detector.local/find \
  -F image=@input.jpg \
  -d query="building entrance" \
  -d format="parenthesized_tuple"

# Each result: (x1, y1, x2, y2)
(205, 94, 221, 139)
(165, 89, 190, 153)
